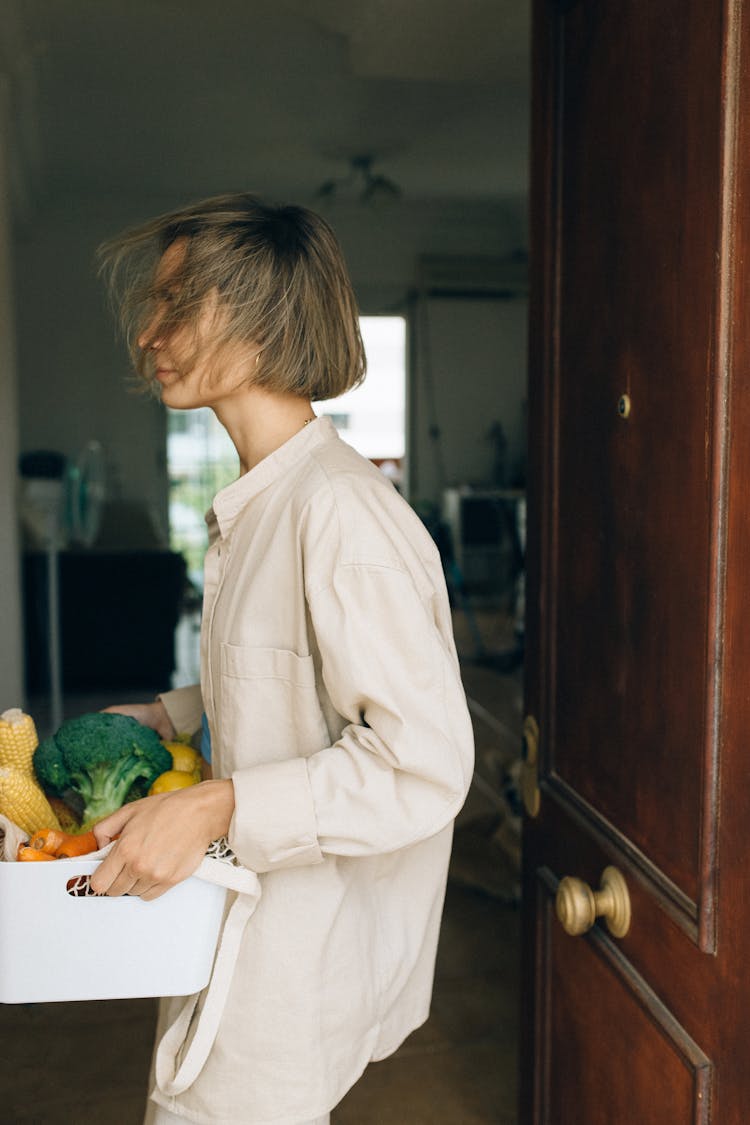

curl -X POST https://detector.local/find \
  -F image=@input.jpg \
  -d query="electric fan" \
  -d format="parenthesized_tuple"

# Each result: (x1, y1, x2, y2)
(20, 441, 107, 732)
(66, 439, 107, 548)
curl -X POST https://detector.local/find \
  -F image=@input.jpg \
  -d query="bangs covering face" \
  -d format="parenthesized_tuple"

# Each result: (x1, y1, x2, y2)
(98, 194, 367, 401)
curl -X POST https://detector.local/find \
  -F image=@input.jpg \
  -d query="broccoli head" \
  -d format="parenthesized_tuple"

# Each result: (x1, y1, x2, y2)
(33, 735, 69, 794)
(33, 712, 172, 828)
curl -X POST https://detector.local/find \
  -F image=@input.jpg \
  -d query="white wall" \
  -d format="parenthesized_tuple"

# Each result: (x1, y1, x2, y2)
(328, 198, 526, 311)
(0, 79, 25, 708)
(310, 197, 529, 504)
(16, 196, 169, 539)
(411, 295, 528, 504)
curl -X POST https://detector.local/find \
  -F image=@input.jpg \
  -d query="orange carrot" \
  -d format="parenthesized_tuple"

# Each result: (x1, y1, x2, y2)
(55, 830, 99, 859)
(28, 827, 68, 854)
(17, 845, 57, 862)
(27, 826, 99, 858)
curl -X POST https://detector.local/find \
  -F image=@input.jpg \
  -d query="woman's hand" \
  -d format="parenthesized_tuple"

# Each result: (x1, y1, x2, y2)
(101, 699, 176, 741)
(89, 779, 235, 900)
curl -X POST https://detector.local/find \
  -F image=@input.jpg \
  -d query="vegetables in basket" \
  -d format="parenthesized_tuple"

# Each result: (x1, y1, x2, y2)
(33, 712, 172, 830)
(147, 741, 203, 793)
(26, 827, 99, 858)
(149, 768, 199, 795)
(16, 845, 57, 862)
(0, 709, 62, 836)
(162, 741, 202, 779)
(47, 794, 83, 832)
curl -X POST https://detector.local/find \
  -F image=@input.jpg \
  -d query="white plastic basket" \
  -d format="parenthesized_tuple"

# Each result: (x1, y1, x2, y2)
(0, 857, 227, 1003)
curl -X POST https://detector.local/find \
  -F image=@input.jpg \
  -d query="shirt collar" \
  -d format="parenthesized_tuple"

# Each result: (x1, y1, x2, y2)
(207, 415, 338, 538)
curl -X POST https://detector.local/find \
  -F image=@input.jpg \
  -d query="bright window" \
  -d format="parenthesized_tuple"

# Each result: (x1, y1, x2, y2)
(167, 316, 407, 586)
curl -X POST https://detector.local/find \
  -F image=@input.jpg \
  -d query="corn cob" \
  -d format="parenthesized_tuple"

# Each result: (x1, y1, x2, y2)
(0, 709, 40, 770)
(0, 708, 61, 836)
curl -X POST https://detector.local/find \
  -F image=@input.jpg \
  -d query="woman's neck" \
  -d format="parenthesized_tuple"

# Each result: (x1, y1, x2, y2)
(213, 386, 316, 475)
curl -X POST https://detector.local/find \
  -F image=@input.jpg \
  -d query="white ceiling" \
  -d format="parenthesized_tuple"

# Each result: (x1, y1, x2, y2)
(3, 0, 530, 215)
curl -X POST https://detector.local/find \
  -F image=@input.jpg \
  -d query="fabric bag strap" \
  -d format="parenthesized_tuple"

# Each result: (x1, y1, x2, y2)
(154, 846, 262, 1096)
(154, 878, 260, 1096)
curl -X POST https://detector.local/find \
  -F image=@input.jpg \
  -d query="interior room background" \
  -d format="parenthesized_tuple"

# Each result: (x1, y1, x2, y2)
(0, 0, 529, 712)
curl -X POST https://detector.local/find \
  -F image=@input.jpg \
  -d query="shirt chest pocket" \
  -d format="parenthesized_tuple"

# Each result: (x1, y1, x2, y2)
(216, 644, 331, 773)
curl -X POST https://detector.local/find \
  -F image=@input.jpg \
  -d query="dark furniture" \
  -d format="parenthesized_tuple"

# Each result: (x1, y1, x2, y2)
(23, 550, 187, 693)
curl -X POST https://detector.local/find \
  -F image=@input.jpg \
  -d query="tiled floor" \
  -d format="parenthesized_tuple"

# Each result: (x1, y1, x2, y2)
(4, 609, 522, 1124)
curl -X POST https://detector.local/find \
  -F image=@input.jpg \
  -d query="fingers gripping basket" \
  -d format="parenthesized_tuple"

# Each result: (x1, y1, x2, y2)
(0, 816, 262, 1095)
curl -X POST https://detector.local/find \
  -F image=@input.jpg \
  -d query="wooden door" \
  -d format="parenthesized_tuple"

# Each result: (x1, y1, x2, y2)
(521, 3, 750, 1122)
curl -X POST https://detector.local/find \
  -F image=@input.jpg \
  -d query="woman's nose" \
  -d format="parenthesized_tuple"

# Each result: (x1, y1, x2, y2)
(137, 319, 162, 352)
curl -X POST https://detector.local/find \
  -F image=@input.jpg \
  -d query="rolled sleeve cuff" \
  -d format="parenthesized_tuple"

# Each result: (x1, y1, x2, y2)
(157, 685, 204, 738)
(229, 757, 324, 873)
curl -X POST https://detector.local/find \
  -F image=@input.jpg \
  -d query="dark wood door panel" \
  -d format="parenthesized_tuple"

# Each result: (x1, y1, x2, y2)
(536, 872, 712, 1125)
(524, 0, 750, 1120)
(545, 0, 725, 915)
(528, 800, 717, 1037)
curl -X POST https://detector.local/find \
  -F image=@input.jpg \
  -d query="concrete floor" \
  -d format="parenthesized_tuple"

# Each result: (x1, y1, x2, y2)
(3, 609, 522, 1124)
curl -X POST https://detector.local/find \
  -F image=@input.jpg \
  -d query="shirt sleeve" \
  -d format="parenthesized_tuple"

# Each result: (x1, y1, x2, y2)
(157, 684, 204, 738)
(228, 562, 475, 873)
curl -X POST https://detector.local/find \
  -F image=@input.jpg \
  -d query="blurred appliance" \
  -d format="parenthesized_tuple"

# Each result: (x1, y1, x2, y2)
(19, 442, 107, 729)
(442, 486, 525, 600)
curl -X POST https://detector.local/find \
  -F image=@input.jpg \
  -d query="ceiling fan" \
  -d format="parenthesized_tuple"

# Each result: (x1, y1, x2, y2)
(314, 154, 402, 207)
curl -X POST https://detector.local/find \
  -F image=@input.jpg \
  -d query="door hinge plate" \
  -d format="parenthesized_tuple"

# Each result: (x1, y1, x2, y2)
(522, 714, 541, 817)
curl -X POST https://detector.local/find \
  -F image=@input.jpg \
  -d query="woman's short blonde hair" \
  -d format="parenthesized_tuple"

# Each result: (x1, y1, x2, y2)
(98, 193, 366, 400)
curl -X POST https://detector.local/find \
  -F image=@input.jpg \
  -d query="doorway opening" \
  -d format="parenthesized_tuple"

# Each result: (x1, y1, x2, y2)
(317, 314, 407, 491)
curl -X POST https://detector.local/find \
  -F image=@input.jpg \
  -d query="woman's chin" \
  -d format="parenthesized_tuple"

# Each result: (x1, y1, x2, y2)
(159, 381, 195, 409)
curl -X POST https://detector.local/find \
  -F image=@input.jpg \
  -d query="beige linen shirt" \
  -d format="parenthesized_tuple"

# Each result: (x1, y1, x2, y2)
(153, 416, 474, 1125)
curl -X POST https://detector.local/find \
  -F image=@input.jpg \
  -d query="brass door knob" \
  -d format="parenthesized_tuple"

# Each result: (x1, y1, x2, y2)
(556, 866, 631, 938)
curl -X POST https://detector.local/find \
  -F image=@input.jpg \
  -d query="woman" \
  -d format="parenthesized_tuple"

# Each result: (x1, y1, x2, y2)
(93, 194, 474, 1125)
